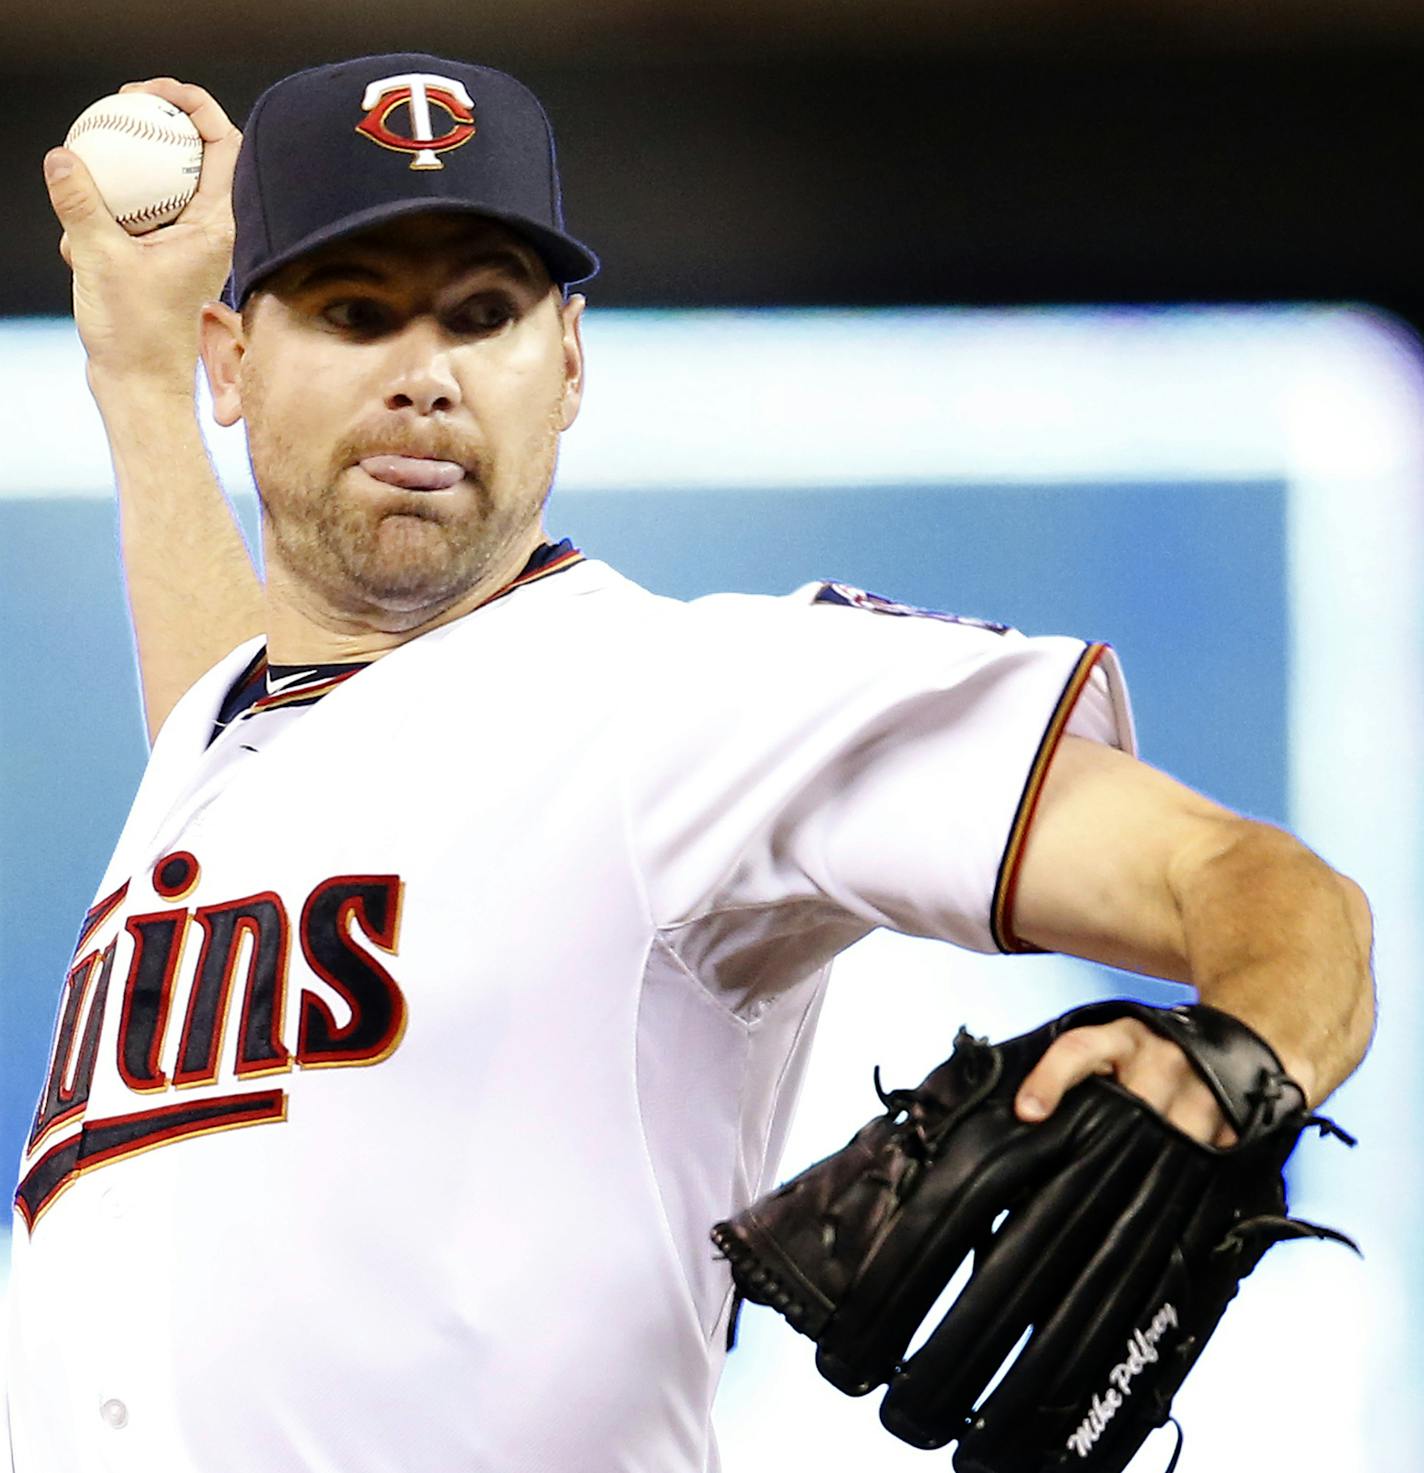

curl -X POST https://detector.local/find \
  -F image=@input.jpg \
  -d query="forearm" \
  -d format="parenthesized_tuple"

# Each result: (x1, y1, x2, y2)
(94, 374, 264, 742)
(43, 79, 253, 743)
(1170, 819, 1375, 1105)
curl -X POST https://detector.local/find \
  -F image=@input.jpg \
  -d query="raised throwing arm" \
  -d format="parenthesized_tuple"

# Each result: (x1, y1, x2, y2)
(44, 79, 264, 743)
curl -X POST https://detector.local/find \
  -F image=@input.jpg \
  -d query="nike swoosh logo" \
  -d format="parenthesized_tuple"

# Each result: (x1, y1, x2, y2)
(265, 668, 319, 696)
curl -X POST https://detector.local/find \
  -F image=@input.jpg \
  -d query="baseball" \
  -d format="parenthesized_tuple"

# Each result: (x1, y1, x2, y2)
(64, 92, 203, 235)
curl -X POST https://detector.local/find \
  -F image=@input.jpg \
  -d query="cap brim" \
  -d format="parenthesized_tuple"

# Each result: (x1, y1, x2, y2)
(232, 196, 599, 306)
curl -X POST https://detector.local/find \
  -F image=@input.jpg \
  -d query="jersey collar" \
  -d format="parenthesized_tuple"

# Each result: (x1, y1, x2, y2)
(209, 539, 584, 737)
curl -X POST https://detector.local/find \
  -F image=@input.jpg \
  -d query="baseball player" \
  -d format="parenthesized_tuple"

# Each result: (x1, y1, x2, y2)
(9, 52, 1372, 1473)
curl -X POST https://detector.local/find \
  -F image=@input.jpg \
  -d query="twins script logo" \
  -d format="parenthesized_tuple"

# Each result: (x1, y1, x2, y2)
(16, 852, 408, 1231)
(1065, 1302, 1180, 1459)
(355, 72, 476, 170)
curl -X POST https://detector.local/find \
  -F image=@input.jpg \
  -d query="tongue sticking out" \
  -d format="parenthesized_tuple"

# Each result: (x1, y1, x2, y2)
(358, 455, 466, 491)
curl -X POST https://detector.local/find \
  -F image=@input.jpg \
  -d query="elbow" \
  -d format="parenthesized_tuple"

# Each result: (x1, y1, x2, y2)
(1335, 871, 1377, 1069)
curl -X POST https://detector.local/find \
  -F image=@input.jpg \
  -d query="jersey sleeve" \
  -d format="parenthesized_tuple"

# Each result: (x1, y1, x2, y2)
(622, 583, 1135, 999)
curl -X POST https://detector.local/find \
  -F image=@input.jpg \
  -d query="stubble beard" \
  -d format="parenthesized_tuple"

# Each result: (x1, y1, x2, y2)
(244, 392, 563, 620)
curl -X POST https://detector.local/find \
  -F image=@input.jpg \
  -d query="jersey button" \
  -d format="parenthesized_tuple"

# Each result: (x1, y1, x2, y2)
(100, 1397, 129, 1430)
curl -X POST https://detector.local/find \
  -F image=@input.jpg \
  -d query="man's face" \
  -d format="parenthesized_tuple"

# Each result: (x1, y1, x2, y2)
(208, 213, 584, 622)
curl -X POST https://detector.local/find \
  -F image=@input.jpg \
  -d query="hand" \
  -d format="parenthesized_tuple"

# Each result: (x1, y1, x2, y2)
(1014, 1015, 1237, 1147)
(43, 78, 240, 395)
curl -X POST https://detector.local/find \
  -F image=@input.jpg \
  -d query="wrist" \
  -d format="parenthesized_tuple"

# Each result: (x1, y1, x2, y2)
(90, 376, 211, 478)
(1277, 1050, 1321, 1108)
(87, 361, 201, 408)
(1190, 999, 1323, 1108)
(88, 367, 208, 457)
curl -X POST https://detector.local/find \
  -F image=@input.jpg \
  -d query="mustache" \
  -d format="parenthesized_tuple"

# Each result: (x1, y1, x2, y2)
(331, 422, 489, 479)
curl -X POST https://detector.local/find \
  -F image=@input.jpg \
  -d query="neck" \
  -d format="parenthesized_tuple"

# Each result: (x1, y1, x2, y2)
(262, 522, 548, 664)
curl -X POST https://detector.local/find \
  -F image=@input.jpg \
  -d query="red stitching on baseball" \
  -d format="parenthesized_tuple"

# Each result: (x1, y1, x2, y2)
(66, 112, 200, 151)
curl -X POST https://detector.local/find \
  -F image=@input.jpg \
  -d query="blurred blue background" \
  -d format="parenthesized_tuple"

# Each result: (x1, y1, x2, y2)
(1, 306, 1420, 1470)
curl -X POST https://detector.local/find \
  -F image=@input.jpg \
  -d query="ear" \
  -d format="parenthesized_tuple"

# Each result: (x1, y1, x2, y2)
(199, 300, 247, 427)
(556, 293, 587, 432)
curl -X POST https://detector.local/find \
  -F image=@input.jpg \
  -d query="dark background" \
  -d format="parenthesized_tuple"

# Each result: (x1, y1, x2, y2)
(2, 0, 1421, 331)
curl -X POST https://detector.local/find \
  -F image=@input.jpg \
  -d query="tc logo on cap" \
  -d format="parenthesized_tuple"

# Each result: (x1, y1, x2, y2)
(355, 73, 476, 170)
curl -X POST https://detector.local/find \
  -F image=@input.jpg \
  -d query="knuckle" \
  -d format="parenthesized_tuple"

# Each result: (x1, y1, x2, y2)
(1145, 1034, 1195, 1075)
(1054, 1029, 1100, 1062)
(1112, 1018, 1154, 1051)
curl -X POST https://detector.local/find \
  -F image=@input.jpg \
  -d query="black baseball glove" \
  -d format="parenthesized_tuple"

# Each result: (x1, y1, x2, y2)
(711, 999, 1357, 1472)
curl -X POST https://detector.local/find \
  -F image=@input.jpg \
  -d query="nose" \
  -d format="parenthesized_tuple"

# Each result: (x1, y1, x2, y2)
(382, 320, 462, 416)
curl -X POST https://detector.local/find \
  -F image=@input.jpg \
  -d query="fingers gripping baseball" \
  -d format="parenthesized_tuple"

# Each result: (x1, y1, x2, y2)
(45, 80, 241, 389)
(45, 147, 126, 264)
(119, 78, 242, 218)
(1015, 1019, 1236, 1146)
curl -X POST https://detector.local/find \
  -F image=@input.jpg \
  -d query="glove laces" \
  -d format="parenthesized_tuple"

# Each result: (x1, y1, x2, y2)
(870, 1028, 1002, 1162)
(872, 1067, 936, 1159)
(1160, 1415, 1186, 1473)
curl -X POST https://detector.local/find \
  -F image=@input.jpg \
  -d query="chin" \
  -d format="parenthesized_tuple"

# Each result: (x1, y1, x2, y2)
(349, 553, 486, 613)
(350, 559, 461, 603)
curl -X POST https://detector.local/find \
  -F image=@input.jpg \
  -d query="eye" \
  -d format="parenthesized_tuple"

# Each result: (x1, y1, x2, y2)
(321, 298, 396, 336)
(445, 294, 518, 336)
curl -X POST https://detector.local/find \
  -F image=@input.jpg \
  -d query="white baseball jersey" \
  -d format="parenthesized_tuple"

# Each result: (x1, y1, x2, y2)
(5, 552, 1134, 1473)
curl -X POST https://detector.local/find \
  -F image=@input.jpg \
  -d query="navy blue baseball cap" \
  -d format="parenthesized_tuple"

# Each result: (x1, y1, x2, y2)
(228, 53, 599, 306)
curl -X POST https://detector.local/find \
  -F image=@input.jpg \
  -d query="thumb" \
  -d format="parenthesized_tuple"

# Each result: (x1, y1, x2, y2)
(43, 148, 123, 246)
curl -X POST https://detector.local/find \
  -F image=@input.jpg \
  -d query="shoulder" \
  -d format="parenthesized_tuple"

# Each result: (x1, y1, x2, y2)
(670, 578, 1041, 681)
(538, 562, 1016, 644)
(793, 580, 1014, 636)
(498, 560, 1103, 710)
(611, 572, 1106, 728)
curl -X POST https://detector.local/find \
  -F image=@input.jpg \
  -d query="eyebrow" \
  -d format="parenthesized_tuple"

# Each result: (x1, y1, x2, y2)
(460, 249, 538, 285)
(291, 262, 384, 292)
(291, 248, 539, 294)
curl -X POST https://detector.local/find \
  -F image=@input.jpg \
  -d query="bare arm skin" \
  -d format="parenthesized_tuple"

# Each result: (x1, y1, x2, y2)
(44, 79, 263, 743)
(1009, 736, 1375, 1141)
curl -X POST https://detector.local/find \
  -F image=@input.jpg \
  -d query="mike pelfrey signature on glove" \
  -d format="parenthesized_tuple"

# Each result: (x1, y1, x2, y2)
(1065, 1302, 1180, 1460)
